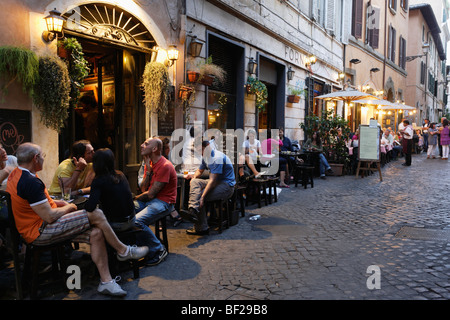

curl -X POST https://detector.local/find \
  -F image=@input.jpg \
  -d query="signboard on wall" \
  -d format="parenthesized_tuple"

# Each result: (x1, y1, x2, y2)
(0, 109, 31, 155)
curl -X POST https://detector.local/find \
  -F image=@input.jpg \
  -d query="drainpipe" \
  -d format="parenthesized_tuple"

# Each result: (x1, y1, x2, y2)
(382, 0, 387, 95)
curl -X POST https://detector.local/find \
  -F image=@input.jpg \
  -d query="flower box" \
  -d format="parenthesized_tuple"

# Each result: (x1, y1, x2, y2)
(287, 95, 300, 103)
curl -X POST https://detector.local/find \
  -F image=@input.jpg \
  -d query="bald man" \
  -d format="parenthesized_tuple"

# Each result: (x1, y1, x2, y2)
(134, 137, 177, 265)
(6, 143, 148, 297)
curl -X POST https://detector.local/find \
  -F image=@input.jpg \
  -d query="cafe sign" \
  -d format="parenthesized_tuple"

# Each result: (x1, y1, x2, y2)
(0, 109, 31, 154)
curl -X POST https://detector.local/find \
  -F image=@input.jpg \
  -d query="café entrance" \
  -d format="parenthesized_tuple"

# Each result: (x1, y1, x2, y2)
(56, 2, 160, 193)
(59, 38, 148, 193)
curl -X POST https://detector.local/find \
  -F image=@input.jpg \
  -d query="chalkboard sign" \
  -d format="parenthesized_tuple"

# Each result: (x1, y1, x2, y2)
(158, 103, 175, 136)
(0, 109, 31, 155)
(358, 124, 380, 161)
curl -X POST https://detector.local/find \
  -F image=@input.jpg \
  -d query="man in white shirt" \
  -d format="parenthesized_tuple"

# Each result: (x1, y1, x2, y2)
(400, 120, 414, 166)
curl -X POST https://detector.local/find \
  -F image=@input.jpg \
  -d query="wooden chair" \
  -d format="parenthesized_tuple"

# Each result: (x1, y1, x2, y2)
(0, 190, 72, 299)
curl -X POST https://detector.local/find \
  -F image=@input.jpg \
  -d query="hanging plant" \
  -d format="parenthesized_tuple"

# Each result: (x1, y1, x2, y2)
(178, 83, 196, 124)
(58, 38, 90, 109)
(187, 56, 226, 86)
(0, 46, 39, 100)
(33, 54, 71, 132)
(245, 76, 268, 111)
(142, 61, 171, 115)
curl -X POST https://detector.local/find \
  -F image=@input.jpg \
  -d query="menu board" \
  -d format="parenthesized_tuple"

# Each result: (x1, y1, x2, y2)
(0, 109, 31, 155)
(358, 124, 380, 161)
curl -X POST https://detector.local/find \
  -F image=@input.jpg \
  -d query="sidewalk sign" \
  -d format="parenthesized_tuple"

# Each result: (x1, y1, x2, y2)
(356, 124, 382, 181)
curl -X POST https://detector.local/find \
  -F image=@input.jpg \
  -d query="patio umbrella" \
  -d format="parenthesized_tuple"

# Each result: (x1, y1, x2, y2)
(377, 103, 415, 131)
(315, 88, 377, 102)
(315, 89, 377, 130)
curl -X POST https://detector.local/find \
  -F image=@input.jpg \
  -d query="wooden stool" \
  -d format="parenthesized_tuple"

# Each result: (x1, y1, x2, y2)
(154, 216, 169, 252)
(206, 199, 230, 233)
(266, 176, 279, 203)
(247, 178, 269, 208)
(294, 165, 314, 189)
(108, 226, 142, 279)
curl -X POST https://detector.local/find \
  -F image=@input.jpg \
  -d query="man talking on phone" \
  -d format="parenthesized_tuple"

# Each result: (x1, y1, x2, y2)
(49, 140, 95, 196)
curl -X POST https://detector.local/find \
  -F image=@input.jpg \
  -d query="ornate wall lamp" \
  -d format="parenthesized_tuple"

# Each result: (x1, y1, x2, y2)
(287, 66, 295, 81)
(189, 35, 203, 57)
(166, 45, 179, 66)
(42, 8, 66, 42)
(248, 57, 258, 75)
(305, 55, 317, 67)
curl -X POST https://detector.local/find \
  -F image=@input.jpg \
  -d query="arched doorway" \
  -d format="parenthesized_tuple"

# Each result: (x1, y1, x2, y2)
(58, 3, 160, 193)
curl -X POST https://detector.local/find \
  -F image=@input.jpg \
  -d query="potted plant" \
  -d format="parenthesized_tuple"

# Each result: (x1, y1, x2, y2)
(300, 109, 351, 175)
(141, 61, 171, 115)
(287, 86, 306, 103)
(177, 83, 196, 124)
(245, 76, 268, 111)
(187, 56, 226, 86)
(58, 38, 90, 109)
(33, 54, 71, 132)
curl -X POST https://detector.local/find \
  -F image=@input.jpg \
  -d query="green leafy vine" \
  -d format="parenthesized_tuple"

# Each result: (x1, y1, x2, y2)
(245, 76, 268, 111)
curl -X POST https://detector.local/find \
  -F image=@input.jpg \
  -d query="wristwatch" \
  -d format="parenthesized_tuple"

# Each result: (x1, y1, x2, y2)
(77, 189, 83, 195)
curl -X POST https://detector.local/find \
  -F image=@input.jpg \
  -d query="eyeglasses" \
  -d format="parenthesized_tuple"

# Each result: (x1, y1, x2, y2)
(37, 152, 46, 159)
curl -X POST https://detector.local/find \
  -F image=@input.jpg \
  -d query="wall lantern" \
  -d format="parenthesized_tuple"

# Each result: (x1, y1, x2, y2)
(248, 57, 258, 75)
(370, 67, 380, 73)
(305, 55, 317, 67)
(189, 36, 203, 57)
(287, 66, 295, 81)
(350, 58, 361, 64)
(167, 46, 179, 66)
(42, 8, 66, 42)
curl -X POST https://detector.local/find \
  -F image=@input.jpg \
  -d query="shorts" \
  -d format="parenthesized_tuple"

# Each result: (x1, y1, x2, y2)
(32, 210, 91, 246)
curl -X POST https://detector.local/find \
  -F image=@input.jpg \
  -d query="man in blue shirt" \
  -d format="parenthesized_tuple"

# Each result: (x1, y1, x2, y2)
(180, 140, 235, 235)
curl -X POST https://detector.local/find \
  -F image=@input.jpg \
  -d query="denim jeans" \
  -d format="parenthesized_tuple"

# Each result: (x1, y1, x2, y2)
(318, 153, 331, 176)
(134, 198, 173, 257)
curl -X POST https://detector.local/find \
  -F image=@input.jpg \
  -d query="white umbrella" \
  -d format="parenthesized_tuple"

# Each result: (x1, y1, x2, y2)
(377, 103, 415, 131)
(315, 89, 376, 101)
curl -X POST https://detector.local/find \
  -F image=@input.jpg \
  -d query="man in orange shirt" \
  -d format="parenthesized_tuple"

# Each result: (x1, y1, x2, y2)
(7, 143, 148, 297)
(134, 137, 177, 265)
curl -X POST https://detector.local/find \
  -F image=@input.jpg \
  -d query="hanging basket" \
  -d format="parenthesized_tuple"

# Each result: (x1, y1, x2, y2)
(178, 85, 194, 100)
(287, 95, 300, 103)
(187, 71, 200, 83)
(198, 74, 215, 86)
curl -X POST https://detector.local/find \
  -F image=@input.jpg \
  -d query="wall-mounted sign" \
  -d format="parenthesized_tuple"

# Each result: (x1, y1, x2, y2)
(0, 109, 31, 155)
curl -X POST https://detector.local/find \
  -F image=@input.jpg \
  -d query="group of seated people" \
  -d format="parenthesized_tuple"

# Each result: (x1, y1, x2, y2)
(1, 124, 327, 298)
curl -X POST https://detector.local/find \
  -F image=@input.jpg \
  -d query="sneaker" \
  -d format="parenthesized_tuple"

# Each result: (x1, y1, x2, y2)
(146, 248, 168, 266)
(97, 276, 127, 297)
(117, 245, 149, 261)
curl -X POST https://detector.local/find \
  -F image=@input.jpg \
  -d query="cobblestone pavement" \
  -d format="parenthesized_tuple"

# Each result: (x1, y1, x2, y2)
(1, 152, 450, 301)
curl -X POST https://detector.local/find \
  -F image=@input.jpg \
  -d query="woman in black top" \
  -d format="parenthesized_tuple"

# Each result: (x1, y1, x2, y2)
(85, 148, 135, 231)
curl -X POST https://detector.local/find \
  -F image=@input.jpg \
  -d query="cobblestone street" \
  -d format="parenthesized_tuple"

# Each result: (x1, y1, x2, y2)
(2, 152, 450, 302)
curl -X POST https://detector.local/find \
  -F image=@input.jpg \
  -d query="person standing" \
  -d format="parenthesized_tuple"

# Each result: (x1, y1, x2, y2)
(426, 123, 438, 159)
(422, 119, 430, 152)
(400, 120, 413, 166)
(439, 119, 450, 160)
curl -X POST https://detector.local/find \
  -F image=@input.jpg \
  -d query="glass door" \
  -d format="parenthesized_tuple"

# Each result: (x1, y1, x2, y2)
(60, 39, 146, 194)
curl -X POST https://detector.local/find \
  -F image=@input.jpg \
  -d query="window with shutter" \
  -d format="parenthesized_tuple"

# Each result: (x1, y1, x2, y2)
(366, 6, 380, 49)
(420, 62, 425, 85)
(388, 26, 396, 63)
(352, 0, 363, 39)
